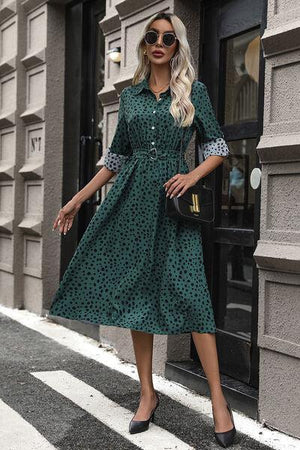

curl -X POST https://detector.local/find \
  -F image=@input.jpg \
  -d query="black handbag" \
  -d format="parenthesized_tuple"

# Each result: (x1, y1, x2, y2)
(165, 130, 215, 224)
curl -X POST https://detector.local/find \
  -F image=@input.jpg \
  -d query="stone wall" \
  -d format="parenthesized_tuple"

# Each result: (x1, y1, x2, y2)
(0, 1, 65, 314)
(254, 0, 300, 438)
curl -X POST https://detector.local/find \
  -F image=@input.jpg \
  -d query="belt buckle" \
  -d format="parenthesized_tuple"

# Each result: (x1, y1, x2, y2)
(149, 147, 158, 160)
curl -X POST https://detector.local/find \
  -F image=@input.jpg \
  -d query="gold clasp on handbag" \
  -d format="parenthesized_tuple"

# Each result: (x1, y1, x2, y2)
(189, 193, 200, 214)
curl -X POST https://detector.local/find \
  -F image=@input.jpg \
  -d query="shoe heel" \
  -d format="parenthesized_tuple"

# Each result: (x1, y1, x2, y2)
(128, 391, 159, 434)
(213, 402, 236, 448)
(226, 403, 235, 428)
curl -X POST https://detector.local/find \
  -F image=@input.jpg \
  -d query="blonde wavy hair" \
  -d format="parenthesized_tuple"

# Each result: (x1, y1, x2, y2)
(132, 11, 197, 128)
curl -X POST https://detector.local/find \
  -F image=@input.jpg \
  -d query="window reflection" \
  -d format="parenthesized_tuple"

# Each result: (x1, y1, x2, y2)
(216, 243, 254, 339)
(221, 139, 257, 229)
(224, 28, 260, 125)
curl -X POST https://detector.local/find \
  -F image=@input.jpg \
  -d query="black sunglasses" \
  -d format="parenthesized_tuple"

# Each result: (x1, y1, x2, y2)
(144, 30, 178, 47)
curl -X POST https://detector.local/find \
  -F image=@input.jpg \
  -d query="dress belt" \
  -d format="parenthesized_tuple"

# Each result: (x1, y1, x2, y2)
(130, 147, 184, 182)
(131, 147, 179, 161)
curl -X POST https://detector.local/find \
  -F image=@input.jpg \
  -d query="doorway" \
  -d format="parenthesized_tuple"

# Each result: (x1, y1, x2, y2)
(61, 0, 105, 275)
(77, 0, 105, 240)
(191, 0, 266, 389)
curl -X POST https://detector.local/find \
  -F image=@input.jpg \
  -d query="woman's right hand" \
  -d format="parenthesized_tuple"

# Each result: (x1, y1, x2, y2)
(52, 198, 82, 235)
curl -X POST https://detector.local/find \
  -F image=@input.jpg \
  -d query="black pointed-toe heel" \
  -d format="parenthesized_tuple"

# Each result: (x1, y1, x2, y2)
(213, 402, 236, 448)
(129, 391, 160, 434)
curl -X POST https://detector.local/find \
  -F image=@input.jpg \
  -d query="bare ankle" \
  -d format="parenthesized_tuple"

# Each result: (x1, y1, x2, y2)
(211, 390, 226, 404)
(140, 388, 156, 399)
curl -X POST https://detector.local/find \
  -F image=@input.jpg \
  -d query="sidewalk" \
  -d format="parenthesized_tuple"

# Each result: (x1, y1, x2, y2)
(0, 304, 299, 450)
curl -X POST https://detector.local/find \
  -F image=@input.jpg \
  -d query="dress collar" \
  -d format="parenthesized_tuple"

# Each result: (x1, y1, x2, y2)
(132, 74, 171, 96)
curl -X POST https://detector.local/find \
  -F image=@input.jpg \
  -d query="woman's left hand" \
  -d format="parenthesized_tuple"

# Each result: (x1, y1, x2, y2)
(163, 171, 200, 198)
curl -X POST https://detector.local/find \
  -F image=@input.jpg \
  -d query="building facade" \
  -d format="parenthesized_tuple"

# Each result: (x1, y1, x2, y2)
(0, 0, 299, 439)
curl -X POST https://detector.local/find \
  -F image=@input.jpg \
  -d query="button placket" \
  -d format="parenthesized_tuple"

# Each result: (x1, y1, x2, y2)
(150, 94, 162, 151)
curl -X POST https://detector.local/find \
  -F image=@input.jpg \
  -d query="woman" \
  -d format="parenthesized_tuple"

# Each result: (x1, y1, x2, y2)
(49, 11, 236, 448)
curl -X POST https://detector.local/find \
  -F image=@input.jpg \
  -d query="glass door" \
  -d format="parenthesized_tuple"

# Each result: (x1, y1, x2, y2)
(192, 0, 266, 387)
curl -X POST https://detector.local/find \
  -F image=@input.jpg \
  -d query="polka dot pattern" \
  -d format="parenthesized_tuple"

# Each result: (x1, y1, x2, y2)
(202, 137, 230, 159)
(49, 76, 229, 334)
(104, 148, 128, 172)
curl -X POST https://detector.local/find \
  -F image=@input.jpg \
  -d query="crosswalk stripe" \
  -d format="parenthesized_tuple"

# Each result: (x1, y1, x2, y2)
(31, 370, 194, 450)
(2, 305, 299, 450)
(0, 398, 56, 450)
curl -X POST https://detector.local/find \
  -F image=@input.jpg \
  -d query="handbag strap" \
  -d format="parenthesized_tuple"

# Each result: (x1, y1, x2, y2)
(178, 126, 204, 186)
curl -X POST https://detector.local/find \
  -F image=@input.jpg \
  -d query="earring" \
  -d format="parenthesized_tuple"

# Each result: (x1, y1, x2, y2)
(143, 49, 147, 55)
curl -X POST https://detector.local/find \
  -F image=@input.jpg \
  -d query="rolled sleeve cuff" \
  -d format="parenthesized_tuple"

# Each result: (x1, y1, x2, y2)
(104, 147, 128, 173)
(202, 137, 230, 159)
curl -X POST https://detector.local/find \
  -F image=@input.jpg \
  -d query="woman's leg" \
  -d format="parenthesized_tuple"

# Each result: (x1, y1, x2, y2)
(130, 329, 158, 420)
(191, 332, 234, 432)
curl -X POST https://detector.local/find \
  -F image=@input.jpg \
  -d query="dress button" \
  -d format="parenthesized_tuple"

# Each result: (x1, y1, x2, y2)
(151, 126, 155, 130)
(153, 110, 156, 113)
(151, 141, 155, 145)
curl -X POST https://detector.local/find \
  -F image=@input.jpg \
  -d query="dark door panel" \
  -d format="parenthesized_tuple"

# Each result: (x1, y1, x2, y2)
(78, 1, 105, 240)
(192, 0, 265, 388)
(62, 0, 105, 275)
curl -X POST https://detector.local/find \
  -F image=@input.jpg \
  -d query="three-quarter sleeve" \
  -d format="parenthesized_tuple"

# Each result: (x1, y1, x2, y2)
(193, 81, 230, 160)
(104, 88, 132, 173)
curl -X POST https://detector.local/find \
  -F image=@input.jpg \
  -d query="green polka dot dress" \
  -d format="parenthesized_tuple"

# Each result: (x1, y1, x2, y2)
(49, 75, 230, 334)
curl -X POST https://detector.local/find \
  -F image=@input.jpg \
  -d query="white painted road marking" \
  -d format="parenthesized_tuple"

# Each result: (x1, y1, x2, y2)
(0, 398, 56, 450)
(31, 370, 194, 450)
(1, 305, 300, 450)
